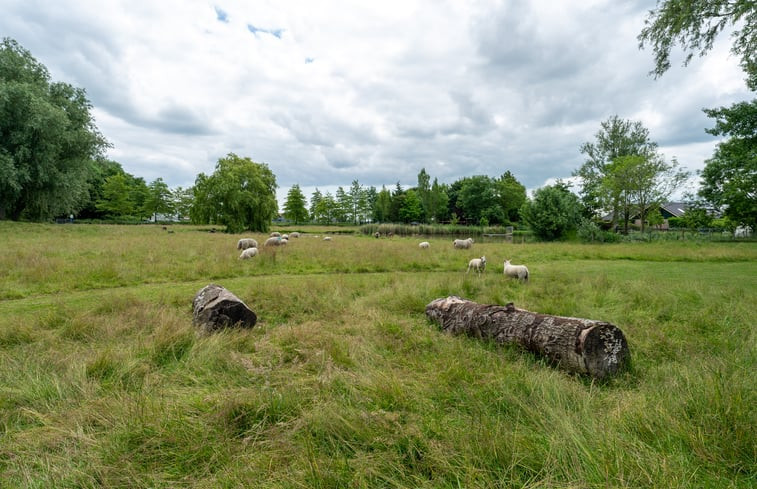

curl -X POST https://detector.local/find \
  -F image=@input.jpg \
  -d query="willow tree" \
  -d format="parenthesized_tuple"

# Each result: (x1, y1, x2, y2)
(0, 38, 109, 220)
(190, 153, 278, 233)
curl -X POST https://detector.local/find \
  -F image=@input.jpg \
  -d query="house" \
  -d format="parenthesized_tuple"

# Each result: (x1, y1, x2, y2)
(633, 202, 690, 230)
(602, 202, 690, 230)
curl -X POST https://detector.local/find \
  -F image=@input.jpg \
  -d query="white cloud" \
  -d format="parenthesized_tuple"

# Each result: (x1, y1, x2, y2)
(1, 0, 752, 207)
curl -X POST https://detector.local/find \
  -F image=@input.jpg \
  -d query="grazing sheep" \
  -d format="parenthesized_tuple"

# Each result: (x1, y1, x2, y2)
(270, 231, 281, 237)
(237, 238, 258, 250)
(264, 236, 285, 246)
(467, 256, 486, 274)
(239, 247, 259, 259)
(419, 241, 430, 249)
(290, 232, 300, 238)
(323, 236, 332, 241)
(504, 259, 529, 282)
(453, 238, 474, 249)
(374, 232, 380, 239)
(282, 234, 289, 240)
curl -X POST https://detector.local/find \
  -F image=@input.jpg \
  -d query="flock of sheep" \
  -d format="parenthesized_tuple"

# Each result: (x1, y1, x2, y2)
(449, 237, 529, 281)
(236, 232, 529, 281)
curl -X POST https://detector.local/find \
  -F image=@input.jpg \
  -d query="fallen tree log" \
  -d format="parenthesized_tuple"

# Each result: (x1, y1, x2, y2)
(192, 284, 257, 334)
(425, 296, 629, 379)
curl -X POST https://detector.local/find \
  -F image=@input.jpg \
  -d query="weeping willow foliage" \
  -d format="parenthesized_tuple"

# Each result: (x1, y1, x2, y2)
(190, 153, 278, 233)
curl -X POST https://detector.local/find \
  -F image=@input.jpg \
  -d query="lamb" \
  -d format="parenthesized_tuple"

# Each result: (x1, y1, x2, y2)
(453, 238, 474, 249)
(504, 259, 529, 282)
(238, 247, 259, 259)
(467, 256, 486, 274)
(237, 238, 258, 250)
(419, 241, 430, 249)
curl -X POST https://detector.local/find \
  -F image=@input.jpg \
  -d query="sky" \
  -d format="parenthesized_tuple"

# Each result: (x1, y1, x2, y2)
(2, 0, 752, 206)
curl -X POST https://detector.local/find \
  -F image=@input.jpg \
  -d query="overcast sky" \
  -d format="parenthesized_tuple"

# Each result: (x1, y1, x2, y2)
(2, 0, 752, 204)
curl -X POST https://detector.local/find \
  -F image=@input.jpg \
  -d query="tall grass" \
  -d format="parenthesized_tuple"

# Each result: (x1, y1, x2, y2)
(0, 221, 755, 487)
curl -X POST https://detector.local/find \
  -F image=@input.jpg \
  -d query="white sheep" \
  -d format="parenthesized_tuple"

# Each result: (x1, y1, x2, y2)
(264, 236, 285, 246)
(504, 259, 529, 282)
(270, 231, 281, 237)
(467, 256, 486, 274)
(237, 238, 258, 250)
(282, 234, 289, 240)
(290, 232, 300, 238)
(419, 241, 430, 249)
(323, 236, 332, 241)
(453, 238, 474, 249)
(238, 247, 259, 259)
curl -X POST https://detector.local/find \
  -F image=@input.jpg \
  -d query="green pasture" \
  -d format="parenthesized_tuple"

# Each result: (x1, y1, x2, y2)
(0, 222, 755, 488)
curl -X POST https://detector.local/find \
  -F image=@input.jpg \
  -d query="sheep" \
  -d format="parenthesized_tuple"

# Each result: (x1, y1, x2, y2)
(239, 247, 259, 259)
(467, 256, 486, 275)
(323, 236, 332, 241)
(290, 232, 300, 238)
(374, 232, 380, 239)
(282, 234, 289, 240)
(419, 241, 430, 249)
(453, 238, 474, 249)
(264, 236, 285, 246)
(504, 259, 529, 282)
(237, 238, 258, 250)
(734, 225, 753, 238)
(270, 231, 281, 237)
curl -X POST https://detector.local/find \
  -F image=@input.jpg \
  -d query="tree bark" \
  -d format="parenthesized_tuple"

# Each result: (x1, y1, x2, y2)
(192, 284, 257, 334)
(425, 296, 629, 379)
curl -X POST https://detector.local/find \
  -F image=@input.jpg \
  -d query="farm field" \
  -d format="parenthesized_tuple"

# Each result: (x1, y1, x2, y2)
(0, 222, 755, 488)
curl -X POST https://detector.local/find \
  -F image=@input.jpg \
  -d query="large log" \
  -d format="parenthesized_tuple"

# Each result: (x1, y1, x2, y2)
(425, 296, 629, 379)
(192, 284, 257, 334)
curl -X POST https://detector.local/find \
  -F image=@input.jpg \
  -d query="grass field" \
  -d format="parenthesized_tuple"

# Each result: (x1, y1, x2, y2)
(0, 221, 755, 488)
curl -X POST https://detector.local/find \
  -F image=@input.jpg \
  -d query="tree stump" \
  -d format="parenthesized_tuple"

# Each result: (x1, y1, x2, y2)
(425, 296, 629, 379)
(192, 284, 257, 334)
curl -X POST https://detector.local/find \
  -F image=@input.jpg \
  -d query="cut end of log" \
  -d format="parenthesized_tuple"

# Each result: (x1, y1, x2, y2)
(193, 284, 257, 334)
(579, 323, 630, 379)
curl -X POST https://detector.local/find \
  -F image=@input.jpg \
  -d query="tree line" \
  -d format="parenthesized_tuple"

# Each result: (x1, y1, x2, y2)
(2, 1, 755, 237)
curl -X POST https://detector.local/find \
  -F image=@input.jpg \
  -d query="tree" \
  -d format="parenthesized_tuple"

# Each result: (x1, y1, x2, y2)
(399, 189, 423, 223)
(172, 186, 194, 220)
(0, 38, 109, 220)
(143, 177, 174, 221)
(429, 178, 450, 223)
(388, 183, 405, 222)
(699, 99, 757, 228)
(417, 168, 432, 222)
(311, 191, 336, 224)
(602, 154, 689, 233)
(190, 153, 278, 233)
(77, 158, 125, 219)
(496, 171, 527, 223)
(520, 181, 583, 241)
(373, 186, 392, 222)
(348, 180, 369, 224)
(334, 187, 350, 223)
(96, 173, 135, 217)
(638, 0, 757, 89)
(309, 188, 323, 220)
(457, 175, 503, 225)
(283, 184, 309, 224)
(575, 116, 659, 220)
